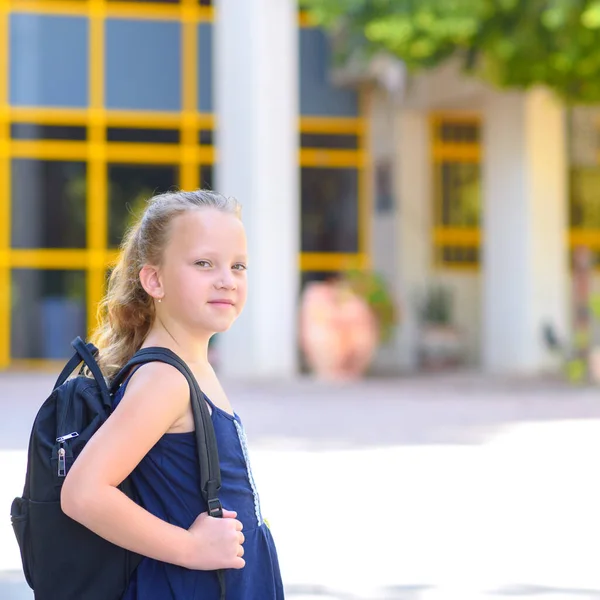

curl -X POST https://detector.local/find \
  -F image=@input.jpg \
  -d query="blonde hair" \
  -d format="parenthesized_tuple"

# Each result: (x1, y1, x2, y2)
(91, 189, 241, 379)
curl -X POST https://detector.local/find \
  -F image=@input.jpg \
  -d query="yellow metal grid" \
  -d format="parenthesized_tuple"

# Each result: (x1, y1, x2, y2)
(300, 106, 370, 271)
(10, 0, 214, 22)
(357, 91, 372, 271)
(180, 0, 200, 192)
(570, 230, 600, 249)
(569, 122, 600, 264)
(0, 0, 10, 368)
(0, 3, 372, 367)
(87, 0, 107, 334)
(430, 113, 481, 270)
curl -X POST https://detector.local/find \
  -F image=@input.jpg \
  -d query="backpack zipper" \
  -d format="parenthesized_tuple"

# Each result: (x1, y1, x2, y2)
(56, 432, 79, 443)
(57, 447, 66, 477)
(56, 432, 79, 477)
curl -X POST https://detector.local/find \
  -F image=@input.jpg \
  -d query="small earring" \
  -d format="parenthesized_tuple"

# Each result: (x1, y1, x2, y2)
(158, 298, 162, 303)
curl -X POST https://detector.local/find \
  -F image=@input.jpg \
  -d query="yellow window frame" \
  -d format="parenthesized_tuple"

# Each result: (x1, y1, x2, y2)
(431, 112, 482, 271)
(0, 0, 10, 368)
(0, 0, 209, 368)
(299, 109, 372, 275)
(0, 1, 373, 368)
(569, 124, 600, 267)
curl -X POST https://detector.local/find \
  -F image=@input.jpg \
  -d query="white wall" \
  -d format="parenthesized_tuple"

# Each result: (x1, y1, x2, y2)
(434, 272, 481, 365)
(367, 88, 403, 372)
(366, 82, 485, 371)
(394, 109, 432, 370)
(364, 66, 590, 373)
(214, 0, 300, 378)
(482, 89, 569, 373)
(381, 71, 600, 372)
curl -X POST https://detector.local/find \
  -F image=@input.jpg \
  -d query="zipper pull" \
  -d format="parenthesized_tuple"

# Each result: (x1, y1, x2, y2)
(58, 446, 66, 477)
(56, 432, 79, 444)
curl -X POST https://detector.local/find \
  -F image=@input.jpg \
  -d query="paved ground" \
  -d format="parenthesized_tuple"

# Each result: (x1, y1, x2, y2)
(2, 371, 600, 599)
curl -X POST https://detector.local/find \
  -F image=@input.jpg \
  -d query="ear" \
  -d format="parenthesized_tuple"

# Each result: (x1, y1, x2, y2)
(139, 264, 164, 301)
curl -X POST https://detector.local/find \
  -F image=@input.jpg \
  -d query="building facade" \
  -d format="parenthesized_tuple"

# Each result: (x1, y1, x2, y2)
(369, 62, 598, 375)
(0, 0, 370, 373)
(1, 0, 596, 376)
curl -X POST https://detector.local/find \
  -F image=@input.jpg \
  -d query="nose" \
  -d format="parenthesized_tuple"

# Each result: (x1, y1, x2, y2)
(215, 269, 236, 290)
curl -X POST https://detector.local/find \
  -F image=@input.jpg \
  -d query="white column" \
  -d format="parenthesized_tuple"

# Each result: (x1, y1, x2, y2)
(396, 109, 432, 370)
(214, 0, 299, 378)
(482, 89, 569, 373)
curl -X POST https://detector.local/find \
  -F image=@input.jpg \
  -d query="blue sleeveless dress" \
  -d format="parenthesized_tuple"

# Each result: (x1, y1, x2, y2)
(113, 375, 285, 600)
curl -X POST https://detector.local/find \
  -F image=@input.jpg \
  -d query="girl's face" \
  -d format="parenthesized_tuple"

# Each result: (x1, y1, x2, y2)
(158, 208, 248, 336)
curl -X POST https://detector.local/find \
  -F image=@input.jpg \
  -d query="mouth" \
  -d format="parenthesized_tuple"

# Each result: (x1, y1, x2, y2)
(208, 300, 235, 307)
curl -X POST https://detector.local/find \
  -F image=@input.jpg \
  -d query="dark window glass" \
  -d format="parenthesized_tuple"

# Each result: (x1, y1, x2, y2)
(301, 167, 358, 253)
(571, 249, 600, 268)
(108, 164, 179, 248)
(11, 123, 87, 141)
(438, 246, 480, 265)
(199, 165, 213, 190)
(300, 133, 359, 149)
(570, 167, 600, 228)
(437, 122, 480, 143)
(569, 167, 600, 267)
(198, 130, 213, 145)
(300, 270, 337, 289)
(436, 162, 481, 227)
(11, 269, 87, 359)
(11, 160, 86, 249)
(107, 127, 180, 144)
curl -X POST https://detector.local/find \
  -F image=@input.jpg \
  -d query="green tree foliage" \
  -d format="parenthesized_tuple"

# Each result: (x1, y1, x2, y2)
(300, 0, 600, 103)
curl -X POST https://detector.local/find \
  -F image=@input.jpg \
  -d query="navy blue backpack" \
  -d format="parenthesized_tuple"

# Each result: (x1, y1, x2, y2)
(10, 337, 225, 600)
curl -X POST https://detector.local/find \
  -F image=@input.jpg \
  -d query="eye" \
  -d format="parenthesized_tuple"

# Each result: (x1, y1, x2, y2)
(232, 263, 247, 271)
(195, 260, 211, 268)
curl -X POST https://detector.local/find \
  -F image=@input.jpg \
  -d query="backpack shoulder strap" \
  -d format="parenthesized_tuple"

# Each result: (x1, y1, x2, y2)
(53, 337, 110, 405)
(111, 348, 227, 600)
(111, 348, 222, 517)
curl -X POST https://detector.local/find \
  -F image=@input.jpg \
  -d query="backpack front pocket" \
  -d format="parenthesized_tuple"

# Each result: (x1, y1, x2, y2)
(10, 496, 34, 589)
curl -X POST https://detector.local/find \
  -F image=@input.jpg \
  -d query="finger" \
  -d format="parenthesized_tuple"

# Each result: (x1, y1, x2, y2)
(238, 532, 245, 545)
(222, 510, 237, 519)
(234, 519, 243, 532)
(231, 557, 245, 569)
(237, 544, 245, 558)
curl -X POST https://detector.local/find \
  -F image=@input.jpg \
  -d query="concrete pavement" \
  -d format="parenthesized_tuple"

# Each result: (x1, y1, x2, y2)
(2, 371, 600, 599)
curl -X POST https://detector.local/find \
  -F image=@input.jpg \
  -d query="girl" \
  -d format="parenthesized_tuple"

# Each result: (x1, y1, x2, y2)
(61, 190, 284, 600)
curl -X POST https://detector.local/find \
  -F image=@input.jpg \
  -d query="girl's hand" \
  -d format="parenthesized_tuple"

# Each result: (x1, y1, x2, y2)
(184, 509, 245, 570)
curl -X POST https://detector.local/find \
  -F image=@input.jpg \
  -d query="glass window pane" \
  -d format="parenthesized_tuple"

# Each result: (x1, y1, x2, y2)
(301, 271, 335, 289)
(108, 164, 179, 248)
(198, 129, 213, 145)
(440, 246, 479, 265)
(11, 159, 86, 249)
(570, 167, 600, 228)
(300, 28, 359, 117)
(437, 121, 480, 143)
(105, 19, 181, 111)
(300, 133, 359, 149)
(437, 162, 481, 227)
(197, 24, 213, 112)
(11, 269, 87, 359)
(11, 123, 87, 140)
(301, 167, 358, 253)
(570, 249, 600, 268)
(10, 14, 89, 108)
(107, 127, 180, 144)
(199, 165, 213, 190)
